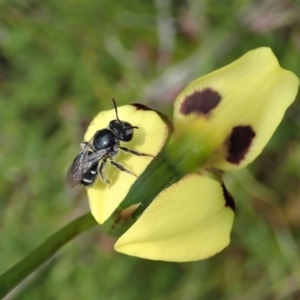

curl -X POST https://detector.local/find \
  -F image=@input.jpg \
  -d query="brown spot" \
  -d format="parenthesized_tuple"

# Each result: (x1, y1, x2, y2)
(132, 103, 152, 111)
(221, 183, 235, 211)
(226, 125, 256, 164)
(180, 88, 221, 115)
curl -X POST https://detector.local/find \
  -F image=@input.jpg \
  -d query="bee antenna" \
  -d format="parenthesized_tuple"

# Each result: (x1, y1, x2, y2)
(112, 98, 139, 129)
(112, 98, 121, 123)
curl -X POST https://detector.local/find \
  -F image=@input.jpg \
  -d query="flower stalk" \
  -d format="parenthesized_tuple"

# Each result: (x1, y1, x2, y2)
(0, 213, 97, 299)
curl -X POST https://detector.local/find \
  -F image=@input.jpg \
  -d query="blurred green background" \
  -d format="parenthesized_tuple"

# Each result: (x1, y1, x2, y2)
(1, 0, 300, 299)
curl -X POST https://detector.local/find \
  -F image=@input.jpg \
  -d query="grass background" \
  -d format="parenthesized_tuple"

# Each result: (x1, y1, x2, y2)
(1, 0, 300, 299)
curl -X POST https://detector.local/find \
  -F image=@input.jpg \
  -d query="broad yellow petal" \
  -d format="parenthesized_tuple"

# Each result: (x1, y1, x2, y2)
(172, 47, 299, 171)
(85, 104, 169, 224)
(115, 173, 234, 262)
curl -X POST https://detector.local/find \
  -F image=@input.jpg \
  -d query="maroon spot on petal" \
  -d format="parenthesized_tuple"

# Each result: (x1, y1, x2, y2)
(132, 103, 152, 111)
(226, 125, 256, 164)
(180, 88, 222, 115)
(221, 183, 235, 212)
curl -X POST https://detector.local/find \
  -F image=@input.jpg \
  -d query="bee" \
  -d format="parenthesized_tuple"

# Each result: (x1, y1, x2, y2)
(67, 99, 152, 188)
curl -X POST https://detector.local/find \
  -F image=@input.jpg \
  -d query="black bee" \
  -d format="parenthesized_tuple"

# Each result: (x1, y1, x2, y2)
(67, 99, 152, 187)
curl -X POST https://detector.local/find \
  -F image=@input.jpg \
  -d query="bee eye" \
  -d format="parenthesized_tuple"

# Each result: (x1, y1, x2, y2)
(109, 120, 135, 142)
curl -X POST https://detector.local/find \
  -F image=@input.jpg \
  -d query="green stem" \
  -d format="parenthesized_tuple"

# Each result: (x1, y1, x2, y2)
(102, 149, 184, 236)
(0, 213, 97, 299)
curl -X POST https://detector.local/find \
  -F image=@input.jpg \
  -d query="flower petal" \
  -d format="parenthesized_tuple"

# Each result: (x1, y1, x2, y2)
(85, 104, 169, 224)
(115, 173, 235, 262)
(173, 47, 299, 171)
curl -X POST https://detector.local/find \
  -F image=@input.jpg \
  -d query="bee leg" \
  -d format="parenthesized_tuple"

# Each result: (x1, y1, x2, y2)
(98, 159, 111, 186)
(80, 142, 88, 149)
(119, 146, 154, 157)
(110, 159, 138, 178)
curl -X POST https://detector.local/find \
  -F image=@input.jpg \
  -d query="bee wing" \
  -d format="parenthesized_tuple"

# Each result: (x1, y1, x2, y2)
(66, 146, 90, 187)
(66, 137, 97, 187)
(80, 148, 110, 171)
(66, 147, 109, 188)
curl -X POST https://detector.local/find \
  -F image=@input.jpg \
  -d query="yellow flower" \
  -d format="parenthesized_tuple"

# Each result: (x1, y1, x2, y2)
(84, 104, 170, 224)
(85, 47, 299, 262)
(115, 173, 234, 261)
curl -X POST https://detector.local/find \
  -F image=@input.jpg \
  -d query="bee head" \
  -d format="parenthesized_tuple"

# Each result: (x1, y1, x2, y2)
(109, 119, 138, 142)
(109, 99, 138, 142)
